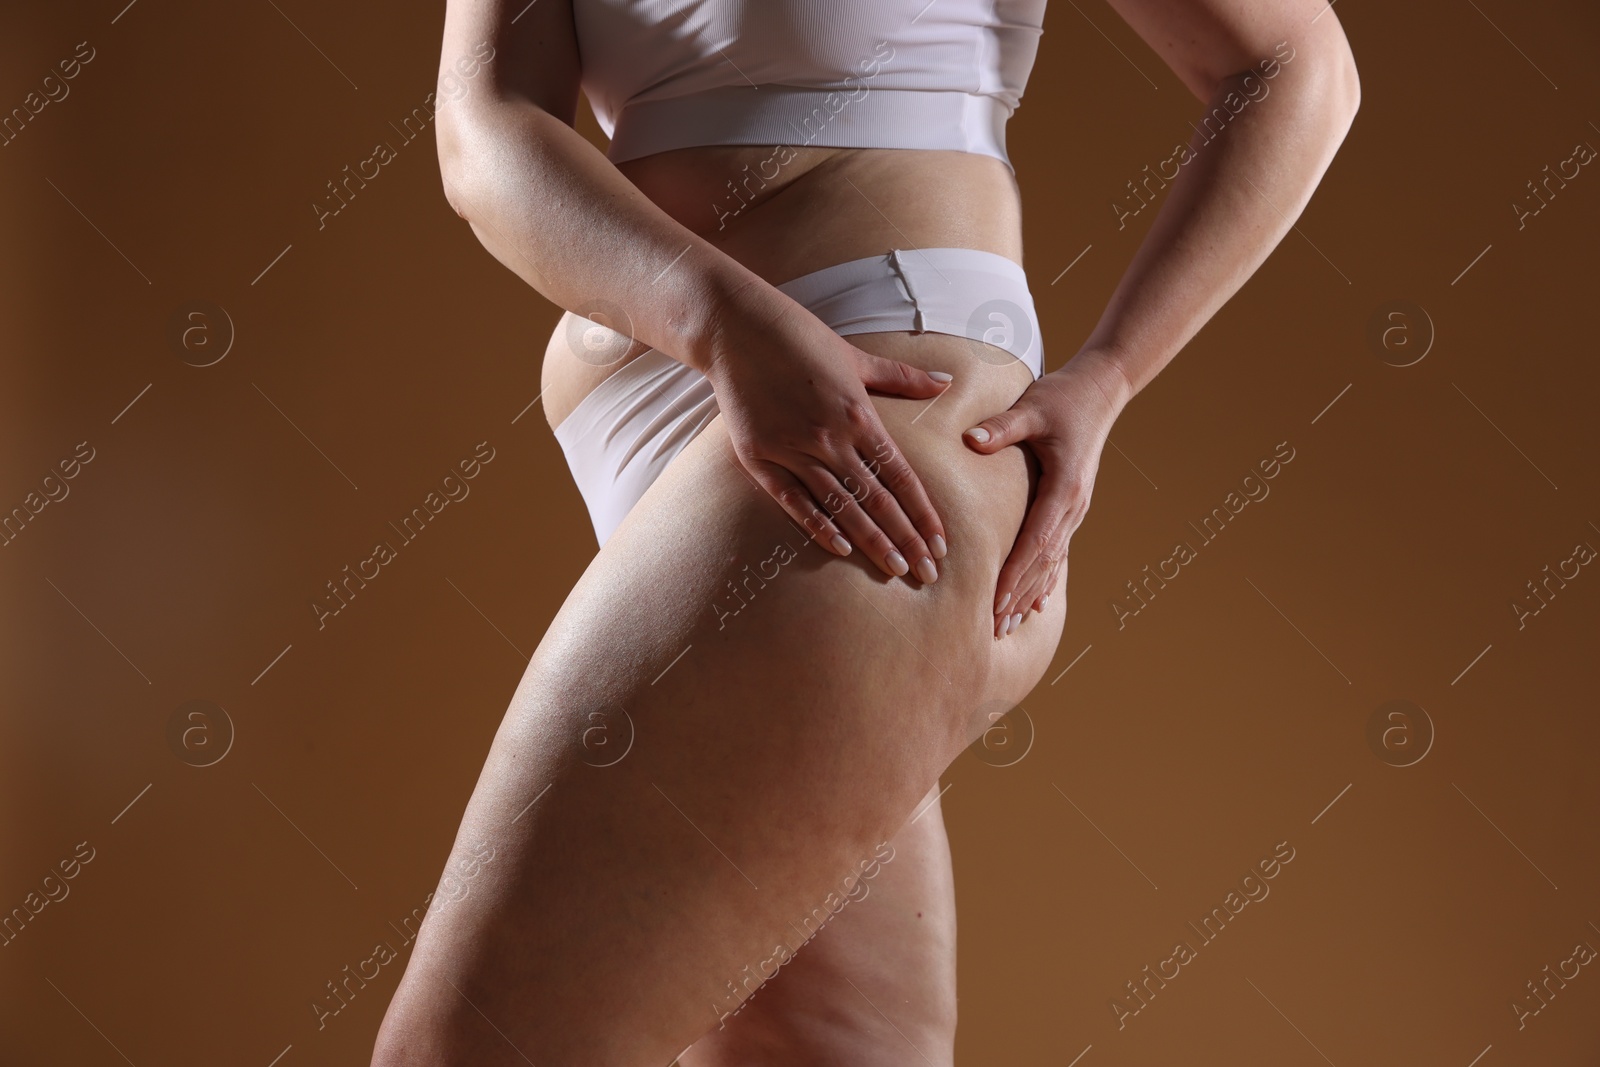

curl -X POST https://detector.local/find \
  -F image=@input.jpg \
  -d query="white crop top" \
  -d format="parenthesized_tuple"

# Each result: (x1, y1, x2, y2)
(572, 0, 1048, 171)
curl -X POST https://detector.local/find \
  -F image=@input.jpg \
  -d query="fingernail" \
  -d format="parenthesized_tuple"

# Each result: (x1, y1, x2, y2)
(995, 591, 1012, 614)
(914, 556, 938, 583)
(929, 370, 954, 382)
(928, 533, 947, 559)
(886, 549, 910, 576)
(830, 534, 852, 555)
(1038, 593, 1049, 612)
(1005, 613, 1018, 636)
(1012, 612, 1024, 631)
(964, 426, 990, 443)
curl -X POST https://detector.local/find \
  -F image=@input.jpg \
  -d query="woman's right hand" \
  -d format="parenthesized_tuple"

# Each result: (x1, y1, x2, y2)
(704, 308, 952, 584)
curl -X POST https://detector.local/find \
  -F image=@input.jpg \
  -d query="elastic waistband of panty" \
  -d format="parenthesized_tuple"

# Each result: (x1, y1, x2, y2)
(771, 247, 1042, 378)
(773, 246, 1024, 300)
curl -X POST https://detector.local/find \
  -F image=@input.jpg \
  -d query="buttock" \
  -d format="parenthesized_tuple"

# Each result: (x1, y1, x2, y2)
(549, 247, 1045, 548)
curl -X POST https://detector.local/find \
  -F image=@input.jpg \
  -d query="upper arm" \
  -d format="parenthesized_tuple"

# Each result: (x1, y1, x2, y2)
(435, 0, 583, 214)
(1097, 0, 1358, 106)
(437, 0, 582, 123)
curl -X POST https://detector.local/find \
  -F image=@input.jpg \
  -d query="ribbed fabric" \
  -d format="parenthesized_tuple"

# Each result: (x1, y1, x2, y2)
(573, 0, 1047, 170)
(552, 247, 1043, 548)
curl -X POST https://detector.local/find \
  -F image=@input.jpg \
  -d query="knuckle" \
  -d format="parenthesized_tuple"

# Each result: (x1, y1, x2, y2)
(862, 527, 896, 558)
(840, 396, 875, 429)
(776, 486, 813, 513)
(856, 481, 891, 514)
(1063, 479, 1093, 509)
(814, 425, 846, 453)
(875, 459, 911, 490)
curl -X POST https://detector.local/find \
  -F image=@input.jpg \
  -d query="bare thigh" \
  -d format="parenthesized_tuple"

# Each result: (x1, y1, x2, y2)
(677, 784, 959, 1067)
(370, 333, 1064, 1067)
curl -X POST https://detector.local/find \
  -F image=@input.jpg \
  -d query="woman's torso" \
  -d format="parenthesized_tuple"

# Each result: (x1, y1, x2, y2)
(536, 0, 1065, 704)
(539, 144, 1026, 430)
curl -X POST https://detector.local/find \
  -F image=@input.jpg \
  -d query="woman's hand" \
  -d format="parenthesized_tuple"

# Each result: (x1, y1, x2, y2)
(961, 353, 1131, 638)
(706, 308, 954, 583)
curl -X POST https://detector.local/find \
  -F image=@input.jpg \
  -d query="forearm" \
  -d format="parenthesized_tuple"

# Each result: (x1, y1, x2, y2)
(1072, 45, 1360, 410)
(436, 97, 787, 376)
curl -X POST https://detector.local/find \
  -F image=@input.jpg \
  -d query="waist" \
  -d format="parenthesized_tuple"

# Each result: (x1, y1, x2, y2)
(615, 144, 1024, 285)
(540, 145, 1028, 429)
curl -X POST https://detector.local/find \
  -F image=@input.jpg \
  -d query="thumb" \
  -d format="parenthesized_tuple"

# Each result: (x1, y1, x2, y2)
(962, 403, 1037, 452)
(855, 353, 952, 399)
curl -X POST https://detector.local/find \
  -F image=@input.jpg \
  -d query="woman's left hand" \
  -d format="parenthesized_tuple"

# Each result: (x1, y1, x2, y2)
(961, 352, 1131, 639)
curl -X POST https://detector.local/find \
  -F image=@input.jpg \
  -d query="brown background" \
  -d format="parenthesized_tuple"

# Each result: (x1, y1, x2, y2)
(3, 0, 1597, 1064)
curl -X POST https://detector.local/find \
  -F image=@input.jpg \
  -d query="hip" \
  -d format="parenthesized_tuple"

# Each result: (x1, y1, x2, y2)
(551, 248, 1043, 548)
(541, 145, 1026, 431)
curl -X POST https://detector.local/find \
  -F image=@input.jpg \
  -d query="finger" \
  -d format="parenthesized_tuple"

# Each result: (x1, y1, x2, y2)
(846, 452, 941, 583)
(1010, 548, 1055, 632)
(855, 353, 954, 400)
(849, 435, 946, 580)
(791, 461, 913, 579)
(1031, 551, 1068, 620)
(1031, 554, 1063, 612)
(1016, 535, 1072, 631)
(753, 461, 854, 557)
(999, 543, 1054, 637)
(859, 435, 947, 561)
(962, 400, 1040, 453)
(998, 529, 1061, 635)
(1023, 539, 1069, 617)
(993, 468, 1076, 622)
(994, 543, 1043, 637)
(820, 457, 926, 581)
